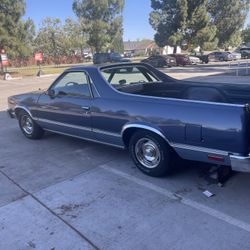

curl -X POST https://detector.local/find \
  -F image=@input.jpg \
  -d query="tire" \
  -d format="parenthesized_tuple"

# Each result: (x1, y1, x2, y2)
(129, 130, 174, 177)
(18, 110, 44, 139)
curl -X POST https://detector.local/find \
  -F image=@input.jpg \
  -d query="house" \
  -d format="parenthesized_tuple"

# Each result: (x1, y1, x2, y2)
(123, 40, 181, 56)
(123, 40, 155, 56)
(161, 45, 182, 55)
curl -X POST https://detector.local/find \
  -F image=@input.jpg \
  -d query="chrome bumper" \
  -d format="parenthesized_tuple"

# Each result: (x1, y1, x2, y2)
(230, 155, 250, 173)
(7, 109, 16, 119)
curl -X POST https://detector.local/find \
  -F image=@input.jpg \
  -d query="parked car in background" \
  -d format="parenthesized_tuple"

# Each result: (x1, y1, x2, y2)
(208, 52, 234, 62)
(141, 55, 176, 68)
(168, 54, 191, 66)
(93, 52, 131, 64)
(240, 48, 250, 59)
(83, 53, 92, 61)
(226, 52, 241, 60)
(124, 52, 134, 58)
(188, 56, 201, 65)
(190, 52, 209, 64)
(93, 53, 109, 64)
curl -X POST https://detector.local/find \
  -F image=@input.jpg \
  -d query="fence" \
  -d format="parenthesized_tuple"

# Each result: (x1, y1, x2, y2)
(228, 61, 250, 76)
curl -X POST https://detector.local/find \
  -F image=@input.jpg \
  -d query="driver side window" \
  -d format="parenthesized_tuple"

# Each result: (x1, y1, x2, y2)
(52, 72, 91, 98)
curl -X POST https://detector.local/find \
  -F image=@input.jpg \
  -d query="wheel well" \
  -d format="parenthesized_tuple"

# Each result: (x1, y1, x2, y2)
(14, 108, 24, 118)
(122, 127, 169, 148)
(122, 127, 138, 148)
(14, 107, 31, 118)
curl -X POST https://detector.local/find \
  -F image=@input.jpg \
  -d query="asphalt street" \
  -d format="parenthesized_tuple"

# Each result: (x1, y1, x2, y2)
(1, 67, 250, 250)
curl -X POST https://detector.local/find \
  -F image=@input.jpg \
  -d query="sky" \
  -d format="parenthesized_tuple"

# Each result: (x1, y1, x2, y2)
(24, 0, 250, 41)
(24, 0, 155, 41)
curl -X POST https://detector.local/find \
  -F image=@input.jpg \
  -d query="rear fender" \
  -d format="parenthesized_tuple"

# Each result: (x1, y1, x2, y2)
(121, 122, 171, 147)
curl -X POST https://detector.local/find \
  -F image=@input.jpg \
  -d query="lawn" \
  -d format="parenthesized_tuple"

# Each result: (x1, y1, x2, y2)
(3, 57, 145, 78)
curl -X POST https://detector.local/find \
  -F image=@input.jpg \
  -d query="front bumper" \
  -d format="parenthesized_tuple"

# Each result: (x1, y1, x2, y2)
(7, 109, 16, 119)
(230, 155, 250, 173)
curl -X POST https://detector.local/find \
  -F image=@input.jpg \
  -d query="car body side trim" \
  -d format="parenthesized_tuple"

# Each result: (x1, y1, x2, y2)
(38, 118, 121, 137)
(171, 142, 230, 156)
(121, 124, 232, 157)
(44, 129, 125, 149)
(38, 118, 92, 132)
(93, 128, 121, 138)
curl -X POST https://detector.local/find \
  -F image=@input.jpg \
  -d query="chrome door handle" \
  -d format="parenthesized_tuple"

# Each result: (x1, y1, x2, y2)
(81, 106, 90, 111)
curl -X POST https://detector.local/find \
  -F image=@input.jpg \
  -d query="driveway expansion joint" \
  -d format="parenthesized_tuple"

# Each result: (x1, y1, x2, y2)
(0, 169, 100, 250)
(100, 165, 250, 234)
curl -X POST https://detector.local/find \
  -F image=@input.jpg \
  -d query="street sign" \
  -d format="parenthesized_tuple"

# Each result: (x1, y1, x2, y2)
(35, 52, 44, 62)
(0, 54, 9, 66)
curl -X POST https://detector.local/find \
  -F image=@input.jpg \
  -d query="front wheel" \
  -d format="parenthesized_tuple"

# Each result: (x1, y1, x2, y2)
(18, 111, 44, 139)
(129, 131, 174, 177)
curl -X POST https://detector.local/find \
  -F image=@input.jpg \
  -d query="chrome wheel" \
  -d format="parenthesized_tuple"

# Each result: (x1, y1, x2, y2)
(135, 138, 161, 169)
(21, 115, 33, 135)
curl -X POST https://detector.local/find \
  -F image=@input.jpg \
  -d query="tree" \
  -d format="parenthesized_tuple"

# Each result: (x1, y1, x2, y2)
(72, 0, 125, 53)
(63, 17, 87, 57)
(0, 0, 25, 48)
(109, 16, 124, 53)
(149, 0, 188, 52)
(35, 17, 65, 63)
(149, 0, 217, 52)
(209, 0, 250, 49)
(0, 1, 37, 66)
(186, 0, 217, 51)
(242, 24, 250, 44)
(13, 18, 36, 63)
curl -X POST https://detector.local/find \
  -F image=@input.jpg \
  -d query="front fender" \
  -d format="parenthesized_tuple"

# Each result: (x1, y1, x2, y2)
(14, 105, 34, 119)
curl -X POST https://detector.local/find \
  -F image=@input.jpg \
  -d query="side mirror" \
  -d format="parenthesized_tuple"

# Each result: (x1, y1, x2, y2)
(47, 89, 56, 98)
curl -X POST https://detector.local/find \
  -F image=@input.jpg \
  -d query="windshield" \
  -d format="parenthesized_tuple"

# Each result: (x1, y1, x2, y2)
(111, 53, 121, 58)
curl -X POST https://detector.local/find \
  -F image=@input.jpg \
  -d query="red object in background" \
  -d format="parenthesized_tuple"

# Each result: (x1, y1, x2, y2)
(35, 52, 44, 62)
(0, 54, 9, 66)
(2, 60, 9, 66)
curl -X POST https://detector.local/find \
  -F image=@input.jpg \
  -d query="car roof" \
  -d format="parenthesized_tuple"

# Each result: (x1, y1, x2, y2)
(169, 54, 187, 56)
(64, 62, 150, 72)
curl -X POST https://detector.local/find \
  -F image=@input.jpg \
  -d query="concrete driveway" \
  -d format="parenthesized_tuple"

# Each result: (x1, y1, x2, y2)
(1, 70, 250, 250)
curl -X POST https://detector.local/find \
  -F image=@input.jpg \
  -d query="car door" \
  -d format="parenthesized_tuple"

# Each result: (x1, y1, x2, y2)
(36, 71, 93, 139)
(208, 52, 215, 61)
(155, 56, 165, 67)
(148, 56, 158, 67)
(215, 52, 222, 61)
(92, 65, 160, 146)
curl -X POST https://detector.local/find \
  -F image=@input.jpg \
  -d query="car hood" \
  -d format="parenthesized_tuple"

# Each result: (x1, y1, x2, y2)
(9, 89, 45, 104)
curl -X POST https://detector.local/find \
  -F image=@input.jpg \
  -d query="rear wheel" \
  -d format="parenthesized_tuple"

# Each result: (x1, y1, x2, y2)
(18, 111, 44, 139)
(129, 130, 174, 177)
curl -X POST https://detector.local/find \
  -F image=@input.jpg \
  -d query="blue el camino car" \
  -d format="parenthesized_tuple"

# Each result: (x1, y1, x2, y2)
(7, 63, 250, 177)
